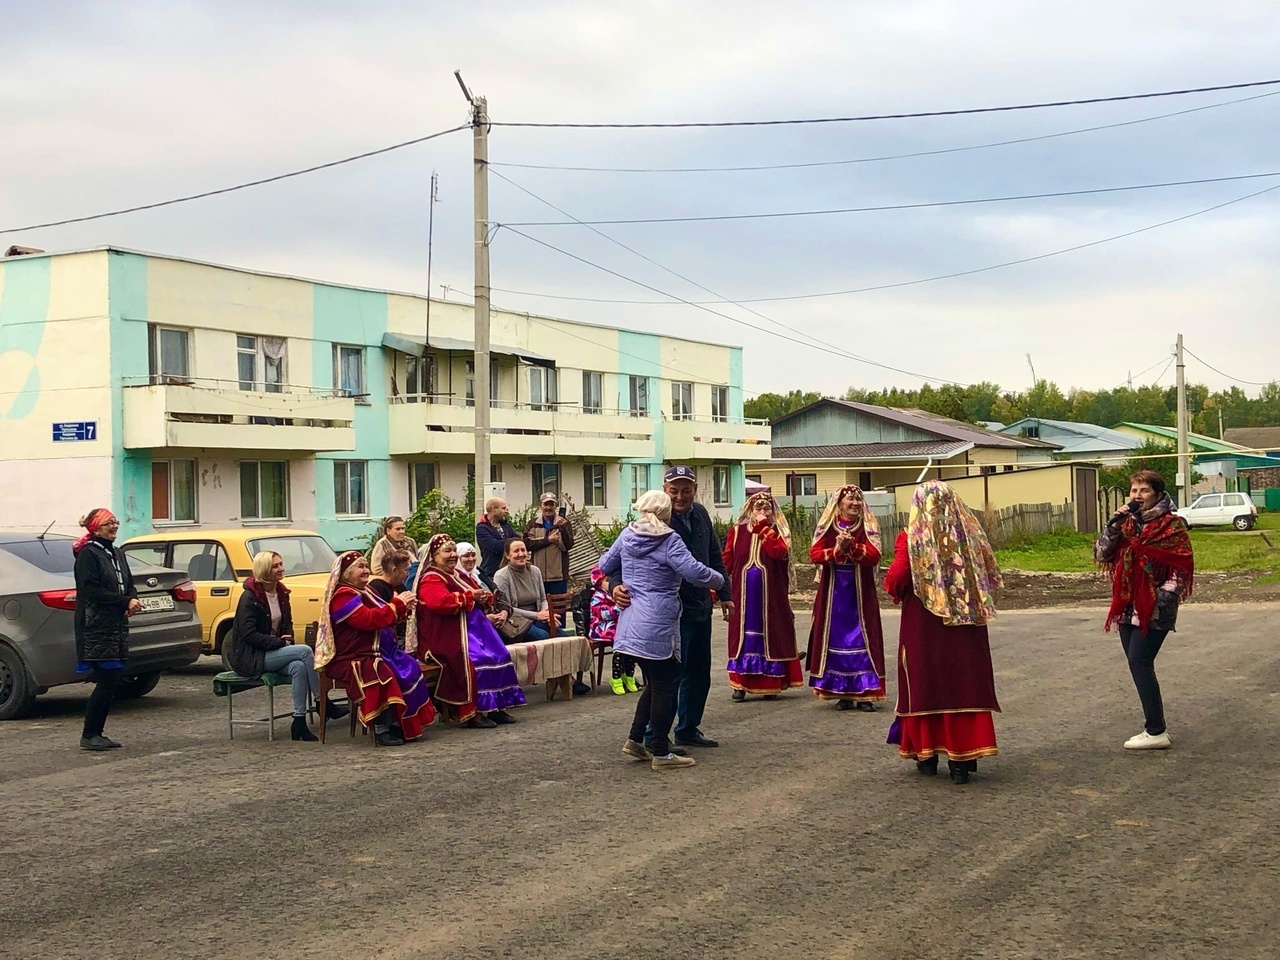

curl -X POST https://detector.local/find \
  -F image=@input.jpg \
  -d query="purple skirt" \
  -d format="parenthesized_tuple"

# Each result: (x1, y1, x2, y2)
(809, 565, 883, 699)
(465, 607, 527, 712)
(378, 628, 434, 718)
(726, 567, 791, 678)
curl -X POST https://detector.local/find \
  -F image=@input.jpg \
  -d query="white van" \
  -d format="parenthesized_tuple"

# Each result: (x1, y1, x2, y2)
(1180, 492, 1258, 530)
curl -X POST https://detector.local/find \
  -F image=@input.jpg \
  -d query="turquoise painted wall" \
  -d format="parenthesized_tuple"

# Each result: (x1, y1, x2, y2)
(107, 252, 153, 541)
(728, 347, 746, 508)
(616, 330, 664, 503)
(0, 257, 51, 423)
(311, 283, 390, 550)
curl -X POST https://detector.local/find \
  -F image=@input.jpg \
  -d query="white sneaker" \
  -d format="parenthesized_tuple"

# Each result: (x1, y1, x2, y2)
(1124, 730, 1171, 750)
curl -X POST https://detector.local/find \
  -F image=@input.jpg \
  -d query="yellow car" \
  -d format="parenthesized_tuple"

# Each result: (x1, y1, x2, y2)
(121, 529, 337, 666)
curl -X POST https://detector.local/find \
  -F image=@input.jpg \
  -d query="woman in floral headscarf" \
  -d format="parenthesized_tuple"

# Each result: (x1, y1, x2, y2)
(409, 534, 527, 729)
(806, 486, 886, 712)
(723, 492, 803, 701)
(315, 551, 435, 746)
(883, 481, 1001, 784)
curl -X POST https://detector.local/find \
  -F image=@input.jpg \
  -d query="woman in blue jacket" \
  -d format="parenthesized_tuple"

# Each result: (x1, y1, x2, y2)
(598, 490, 725, 772)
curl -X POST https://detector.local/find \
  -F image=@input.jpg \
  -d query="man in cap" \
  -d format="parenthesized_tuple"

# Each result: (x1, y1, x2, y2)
(611, 465, 733, 749)
(524, 492, 575, 597)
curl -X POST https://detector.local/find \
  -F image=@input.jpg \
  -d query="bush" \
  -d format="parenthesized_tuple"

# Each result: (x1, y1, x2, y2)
(405, 486, 478, 549)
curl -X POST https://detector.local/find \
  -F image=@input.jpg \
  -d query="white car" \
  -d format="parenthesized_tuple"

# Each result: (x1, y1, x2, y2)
(1180, 492, 1258, 530)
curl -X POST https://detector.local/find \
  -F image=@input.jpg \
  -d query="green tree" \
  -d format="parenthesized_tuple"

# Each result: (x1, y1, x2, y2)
(744, 390, 822, 422)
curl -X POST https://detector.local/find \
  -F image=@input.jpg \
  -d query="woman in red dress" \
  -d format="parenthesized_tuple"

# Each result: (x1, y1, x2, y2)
(314, 551, 435, 746)
(723, 492, 803, 701)
(884, 481, 1001, 784)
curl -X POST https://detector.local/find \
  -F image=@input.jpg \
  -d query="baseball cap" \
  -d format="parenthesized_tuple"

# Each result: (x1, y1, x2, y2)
(539, 492, 558, 504)
(663, 465, 697, 483)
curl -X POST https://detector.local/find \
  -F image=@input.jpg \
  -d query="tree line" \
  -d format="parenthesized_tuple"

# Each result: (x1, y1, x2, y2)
(744, 380, 1280, 437)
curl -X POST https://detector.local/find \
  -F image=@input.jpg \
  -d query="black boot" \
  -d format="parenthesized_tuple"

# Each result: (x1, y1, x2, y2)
(321, 699, 349, 722)
(835, 699, 854, 711)
(855, 701, 876, 712)
(916, 755, 939, 776)
(291, 716, 318, 742)
(947, 759, 971, 784)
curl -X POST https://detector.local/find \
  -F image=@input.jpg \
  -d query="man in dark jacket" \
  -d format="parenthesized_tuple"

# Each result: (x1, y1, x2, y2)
(72, 508, 139, 751)
(611, 465, 733, 749)
(476, 496, 519, 589)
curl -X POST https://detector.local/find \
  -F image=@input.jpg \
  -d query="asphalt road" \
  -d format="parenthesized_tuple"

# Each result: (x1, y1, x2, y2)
(2, 604, 1277, 960)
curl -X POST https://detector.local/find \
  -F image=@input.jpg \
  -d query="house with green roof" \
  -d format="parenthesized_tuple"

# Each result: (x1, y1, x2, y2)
(1112, 422, 1276, 499)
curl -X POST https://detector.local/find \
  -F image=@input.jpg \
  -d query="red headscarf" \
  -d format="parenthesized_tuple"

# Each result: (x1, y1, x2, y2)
(73, 508, 118, 555)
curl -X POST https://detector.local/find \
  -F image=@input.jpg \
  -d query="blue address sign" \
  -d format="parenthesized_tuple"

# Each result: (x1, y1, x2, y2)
(51, 421, 98, 442)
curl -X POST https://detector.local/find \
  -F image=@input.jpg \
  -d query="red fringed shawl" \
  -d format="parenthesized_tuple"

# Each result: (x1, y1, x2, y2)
(1103, 512, 1194, 635)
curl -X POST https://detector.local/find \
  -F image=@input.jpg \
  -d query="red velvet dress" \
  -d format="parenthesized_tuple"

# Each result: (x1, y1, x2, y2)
(806, 524, 886, 702)
(884, 530, 999, 761)
(416, 570, 481, 722)
(723, 520, 804, 694)
(324, 586, 435, 738)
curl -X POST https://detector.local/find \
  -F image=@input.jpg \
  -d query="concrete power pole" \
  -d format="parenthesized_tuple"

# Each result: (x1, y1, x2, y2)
(1175, 333, 1190, 507)
(457, 71, 491, 517)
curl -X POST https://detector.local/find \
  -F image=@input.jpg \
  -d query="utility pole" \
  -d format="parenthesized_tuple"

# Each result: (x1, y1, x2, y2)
(457, 70, 491, 517)
(423, 171, 439, 399)
(1175, 334, 1190, 507)
(1218, 406, 1224, 440)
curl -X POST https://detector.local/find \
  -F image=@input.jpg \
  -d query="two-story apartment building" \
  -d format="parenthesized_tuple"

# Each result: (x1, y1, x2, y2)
(0, 247, 770, 548)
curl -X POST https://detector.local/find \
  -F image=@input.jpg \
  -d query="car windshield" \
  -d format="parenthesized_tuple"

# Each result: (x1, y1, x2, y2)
(0, 538, 76, 573)
(245, 536, 338, 577)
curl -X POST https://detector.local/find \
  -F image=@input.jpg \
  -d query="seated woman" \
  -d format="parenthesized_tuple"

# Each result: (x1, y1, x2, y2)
(315, 551, 435, 746)
(456, 541, 515, 636)
(493, 539, 565, 642)
(368, 548, 414, 649)
(228, 551, 348, 742)
(410, 534, 527, 729)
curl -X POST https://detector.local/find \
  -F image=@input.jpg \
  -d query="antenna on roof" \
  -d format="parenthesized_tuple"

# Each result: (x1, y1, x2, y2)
(36, 520, 56, 540)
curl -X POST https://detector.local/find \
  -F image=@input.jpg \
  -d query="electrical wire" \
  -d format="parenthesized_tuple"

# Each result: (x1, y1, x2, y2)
(1183, 347, 1277, 387)
(498, 171, 1280, 228)
(491, 181, 1280, 306)
(491, 78, 1280, 129)
(0, 124, 470, 236)
(490, 90, 1280, 173)
(498, 225, 968, 386)
(1111, 355, 1174, 391)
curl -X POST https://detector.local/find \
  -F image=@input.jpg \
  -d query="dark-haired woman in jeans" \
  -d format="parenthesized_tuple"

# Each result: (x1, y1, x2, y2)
(1095, 469, 1194, 751)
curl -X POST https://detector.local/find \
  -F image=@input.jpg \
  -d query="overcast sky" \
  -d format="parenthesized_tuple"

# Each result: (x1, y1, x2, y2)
(4, 1, 1277, 399)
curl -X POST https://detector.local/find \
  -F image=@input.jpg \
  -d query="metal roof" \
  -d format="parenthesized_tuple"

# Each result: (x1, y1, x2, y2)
(381, 331, 555, 366)
(999, 418, 1143, 453)
(768, 440, 973, 462)
(771, 398, 1047, 450)
(1223, 426, 1280, 450)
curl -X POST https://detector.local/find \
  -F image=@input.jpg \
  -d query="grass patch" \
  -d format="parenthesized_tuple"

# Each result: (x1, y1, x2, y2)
(996, 521, 1280, 575)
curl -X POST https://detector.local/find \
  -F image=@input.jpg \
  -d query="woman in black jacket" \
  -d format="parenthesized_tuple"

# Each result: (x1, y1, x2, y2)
(227, 551, 345, 741)
(73, 508, 139, 751)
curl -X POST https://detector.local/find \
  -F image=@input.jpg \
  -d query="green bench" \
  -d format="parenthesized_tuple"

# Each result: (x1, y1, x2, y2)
(212, 670, 299, 740)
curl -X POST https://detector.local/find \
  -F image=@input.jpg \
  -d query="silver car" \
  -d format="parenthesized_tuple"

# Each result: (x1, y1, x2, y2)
(0, 533, 203, 720)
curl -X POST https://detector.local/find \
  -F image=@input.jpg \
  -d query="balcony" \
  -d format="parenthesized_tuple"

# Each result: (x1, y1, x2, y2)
(122, 379, 356, 452)
(389, 396, 656, 459)
(663, 416, 772, 462)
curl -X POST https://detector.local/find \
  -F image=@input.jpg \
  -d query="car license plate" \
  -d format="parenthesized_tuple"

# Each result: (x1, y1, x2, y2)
(139, 595, 175, 613)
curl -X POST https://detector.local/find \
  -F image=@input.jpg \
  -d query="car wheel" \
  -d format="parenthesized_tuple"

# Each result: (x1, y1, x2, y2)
(1233, 515, 1255, 531)
(115, 671, 162, 700)
(0, 644, 38, 720)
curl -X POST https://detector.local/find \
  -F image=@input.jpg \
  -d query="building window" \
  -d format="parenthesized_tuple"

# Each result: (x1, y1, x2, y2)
(671, 381, 694, 421)
(784, 473, 817, 497)
(333, 460, 368, 516)
(148, 325, 190, 384)
(746, 474, 762, 483)
(711, 385, 729, 423)
(858, 471, 872, 489)
(1022, 423, 1041, 439)
(629, 464, 650, 500)
(713, 466, 731, 506)
(465, 359, 500, 407)
(240, 461, 289, 520)
(236, 335, 287, 392)
(530, 366, 559, 412)
(151, 459, 196, 522)
(333, 345, 365, 398)
(582, 371, 604, 414)
(532, 462, 560, 500)
(583, 463, 606, 507)
(628, 376, 649, 417)
(409, 462, 438, 507)
(405, 354, 435, 402)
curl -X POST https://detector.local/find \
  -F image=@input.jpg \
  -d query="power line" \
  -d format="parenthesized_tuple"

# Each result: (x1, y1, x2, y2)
(1183, 347, 1277, 387)
(491, 78, 1280, 129)
(1112, 355, 1174, 391)
(0, 124, 470, 236)
(490, 90, 1280, 173)
(491, 181, 1280, 306)
(498, 225, 968, 386)
(498, 171, 1280, 228)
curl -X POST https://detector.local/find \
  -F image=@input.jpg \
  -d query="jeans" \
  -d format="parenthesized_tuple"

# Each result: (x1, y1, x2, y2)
(525, 622, 571, 641)
(83, 665, 123, 738)
(1119, 624, 1169, 735)
(262, 645, 320, 717)
(628, 656, 682, 757)
(674, 617, 713, 740)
